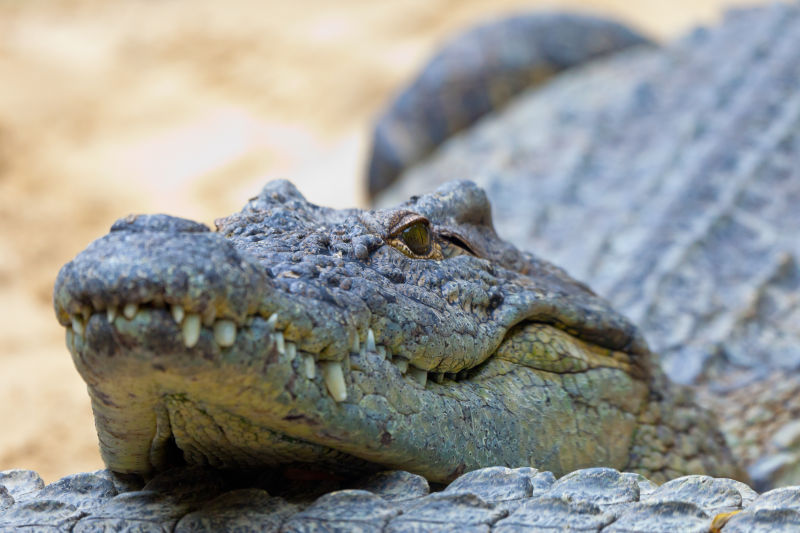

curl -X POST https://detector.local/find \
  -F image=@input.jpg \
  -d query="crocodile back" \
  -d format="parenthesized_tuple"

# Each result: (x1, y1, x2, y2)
(377, 4, 800, 386)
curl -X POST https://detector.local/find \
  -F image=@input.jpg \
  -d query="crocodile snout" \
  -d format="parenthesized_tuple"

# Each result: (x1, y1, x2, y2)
(53, 214, 269, 348)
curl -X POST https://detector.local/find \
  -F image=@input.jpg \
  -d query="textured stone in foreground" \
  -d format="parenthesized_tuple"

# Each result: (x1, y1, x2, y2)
(2, 466, 799, 531)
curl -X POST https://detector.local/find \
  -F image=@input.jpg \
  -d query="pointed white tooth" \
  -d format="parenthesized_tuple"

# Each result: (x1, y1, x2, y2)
(395, 358, 409, 374)
(71, 315, 84, 336)
(376, 346, 386, 359)
(202, 308, 216, 327)
(433, 373, 445, 384)
(213, 319, 237, 347)
(106, 306, 117, 323)
(182, 313, 201, 348)
(266, 313, 278, 330)
(286, 342, 297, 361)
(273, 331, 285, 355)
(408, 366, 427, 387)
(171, 304, 185, 324)
(351, 335, 360, 354)
(81, 305, 92, 322)
(321, 361, 347, 402)
(303, 353, 316, 379)
(123, 303, 139, 319)
(366, 329, 376, 352)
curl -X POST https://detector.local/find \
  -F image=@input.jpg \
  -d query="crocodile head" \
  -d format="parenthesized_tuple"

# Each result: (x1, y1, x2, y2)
(54, 180, 714, 483)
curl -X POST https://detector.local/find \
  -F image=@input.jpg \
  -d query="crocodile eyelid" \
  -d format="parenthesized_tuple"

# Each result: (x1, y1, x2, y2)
(388, 213, 431, 238)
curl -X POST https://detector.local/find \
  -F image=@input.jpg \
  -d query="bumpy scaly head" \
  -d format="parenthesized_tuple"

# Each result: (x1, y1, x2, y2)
(55, 180, 672, 482)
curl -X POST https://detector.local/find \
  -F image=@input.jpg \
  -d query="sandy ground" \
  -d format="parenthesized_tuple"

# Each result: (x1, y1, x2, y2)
(0, 0, 767, 482)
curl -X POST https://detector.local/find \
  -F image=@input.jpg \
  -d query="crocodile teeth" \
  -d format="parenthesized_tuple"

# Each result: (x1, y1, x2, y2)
(351, 335, 360, 354)
(273, 331, 285, 355)
(321, 361, 347, 402)
(366, 329, 376, 352)
(71, 315, 84, 336)
(171, 304, 185, 324)
(395, 358, 409, 374)
(182, 313, 201, 348)
(376, 346, 386, 359)
(81, 305, 92, 322)
(303, 353, 316, 379)
(266, 313, 278, 330)
(286, 342, 297, 361)
(106, 306, 117, 323)
(123, 303, 139, 319)
(433, 373, 445, 384)
(213, 320, 236, 347)
(408, 366, 427, 386)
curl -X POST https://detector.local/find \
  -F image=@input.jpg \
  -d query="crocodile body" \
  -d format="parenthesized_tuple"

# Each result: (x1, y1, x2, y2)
(377, 2, 800, 490)
(4, 5, 800, 532)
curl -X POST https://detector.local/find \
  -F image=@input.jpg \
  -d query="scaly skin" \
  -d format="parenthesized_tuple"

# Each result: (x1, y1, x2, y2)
(53, 180, 742, 484)
(366, 13, 651, 198)
(374, 2, 800, 491)
(4, 465, 793, 531)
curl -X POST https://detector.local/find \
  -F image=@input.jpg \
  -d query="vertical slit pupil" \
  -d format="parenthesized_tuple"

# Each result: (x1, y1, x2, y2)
(402, 222, 431, 255)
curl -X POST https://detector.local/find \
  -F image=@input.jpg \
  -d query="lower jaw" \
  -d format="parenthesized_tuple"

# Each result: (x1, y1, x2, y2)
(148, 392, 384, 477)
(65, 311, 646, 483)
(65, 310, 485, 480)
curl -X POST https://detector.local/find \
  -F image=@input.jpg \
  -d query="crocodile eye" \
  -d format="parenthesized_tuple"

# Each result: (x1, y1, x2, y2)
(401, 221, 432, 256)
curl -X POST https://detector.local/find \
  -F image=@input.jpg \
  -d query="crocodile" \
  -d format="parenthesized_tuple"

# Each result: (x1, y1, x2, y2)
(3, 5, 800, 532)
(56, 178, 730, 483)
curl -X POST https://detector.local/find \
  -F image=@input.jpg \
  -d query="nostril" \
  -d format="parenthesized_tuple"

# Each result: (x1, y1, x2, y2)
(110, 214, 210, 234)
(54, 226, 269, 330)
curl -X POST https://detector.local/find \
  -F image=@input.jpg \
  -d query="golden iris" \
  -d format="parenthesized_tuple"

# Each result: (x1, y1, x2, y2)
(401, 221, 432, 256)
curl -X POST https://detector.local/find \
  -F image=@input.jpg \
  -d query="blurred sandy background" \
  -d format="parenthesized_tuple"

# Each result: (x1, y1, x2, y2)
(0, 0, 767, 482)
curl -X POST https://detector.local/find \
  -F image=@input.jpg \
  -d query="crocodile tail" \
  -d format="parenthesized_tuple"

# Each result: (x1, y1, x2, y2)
(366, 12, 653, 198)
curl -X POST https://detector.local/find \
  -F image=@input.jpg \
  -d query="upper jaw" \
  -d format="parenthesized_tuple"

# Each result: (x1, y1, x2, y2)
(54, 180, 646, 375)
